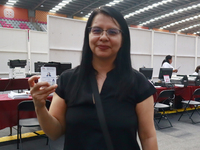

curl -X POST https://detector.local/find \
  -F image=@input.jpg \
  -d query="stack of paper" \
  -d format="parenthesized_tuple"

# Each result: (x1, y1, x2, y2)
(8, 91, 29, 99)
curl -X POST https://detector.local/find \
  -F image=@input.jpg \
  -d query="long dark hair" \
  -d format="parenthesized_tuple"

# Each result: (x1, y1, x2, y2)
(161, 55, 172, 66)
(70, 6, 132, 101)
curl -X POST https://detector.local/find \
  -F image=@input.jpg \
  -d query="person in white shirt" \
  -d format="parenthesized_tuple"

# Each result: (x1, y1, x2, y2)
(192, 65, 200, 75)
(161, 55, 178, 73)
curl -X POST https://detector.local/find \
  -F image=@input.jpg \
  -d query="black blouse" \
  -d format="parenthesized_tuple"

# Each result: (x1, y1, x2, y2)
(55, 66, 156, 150)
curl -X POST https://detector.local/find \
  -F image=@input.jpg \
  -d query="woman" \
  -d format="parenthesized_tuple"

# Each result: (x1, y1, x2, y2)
(192, 65, 200, 75)
(161, 55, 178, 73)
(28, 6, 158, 150)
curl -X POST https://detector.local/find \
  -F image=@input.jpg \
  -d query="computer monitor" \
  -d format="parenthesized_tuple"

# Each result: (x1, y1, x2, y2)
(8, 59, 27, 68)
(158, 68, 173, 80)
(34, 62, 47, 72)
(58, 63, 72, 75)
(34, 61, 72, 75)
(139, 68, 153, 80)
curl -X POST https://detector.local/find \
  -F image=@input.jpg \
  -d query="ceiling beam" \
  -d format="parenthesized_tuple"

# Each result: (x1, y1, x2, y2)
(121, 0, 154, 15)
(32, 0, 48, 10)
(127, 0, 200, 25)
(71, 0, 101, 16)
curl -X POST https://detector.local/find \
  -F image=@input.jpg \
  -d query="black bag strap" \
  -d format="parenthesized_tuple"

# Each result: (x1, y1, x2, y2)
(90, 73, 114, 150)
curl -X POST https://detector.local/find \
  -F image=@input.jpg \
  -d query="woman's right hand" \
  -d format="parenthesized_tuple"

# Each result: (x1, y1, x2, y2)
(28, 75, 58, 109)
(173, 69, 178, 73)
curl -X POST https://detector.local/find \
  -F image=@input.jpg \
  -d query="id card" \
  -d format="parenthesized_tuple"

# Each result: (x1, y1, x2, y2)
(40, 67, 56, 85)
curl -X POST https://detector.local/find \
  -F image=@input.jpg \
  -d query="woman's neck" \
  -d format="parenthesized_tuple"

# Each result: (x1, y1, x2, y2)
(92, 58, 115, 74)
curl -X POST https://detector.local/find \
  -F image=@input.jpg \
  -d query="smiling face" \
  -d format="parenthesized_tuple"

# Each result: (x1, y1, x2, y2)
(89, 13, 122, 62)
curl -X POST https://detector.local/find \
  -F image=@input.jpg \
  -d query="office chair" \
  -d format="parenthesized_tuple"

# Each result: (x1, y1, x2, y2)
(154, 89, 175, 129)
(178, 88, 200, 124)
(17, 100, 51, 149)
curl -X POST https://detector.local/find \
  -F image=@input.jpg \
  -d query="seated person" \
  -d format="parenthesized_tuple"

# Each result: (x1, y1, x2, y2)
(161, 55, 178, 73)
(192, 65, 200, 101)
(192, 65, 200, 75)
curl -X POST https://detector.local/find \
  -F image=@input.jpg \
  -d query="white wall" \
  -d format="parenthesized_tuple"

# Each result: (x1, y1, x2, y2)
(29, 30, 49, 73)
(47, 15, 200, 79)
(48, 15, 85, 68)
(0, 15, 200, 79)
(130, 28, 152, 70)
(0, 28, 28, 78)
(0, 28, 49, 77)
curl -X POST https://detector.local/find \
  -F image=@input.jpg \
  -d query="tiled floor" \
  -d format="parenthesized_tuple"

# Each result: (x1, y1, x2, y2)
(0, 126, 64, 150)
(1, 112, 200, 150)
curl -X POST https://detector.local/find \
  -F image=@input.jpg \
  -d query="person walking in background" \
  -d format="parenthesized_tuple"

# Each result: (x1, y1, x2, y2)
(192, 65, 200, 75)
(161, 55, 178, 73)
(28, 6, 158, 150)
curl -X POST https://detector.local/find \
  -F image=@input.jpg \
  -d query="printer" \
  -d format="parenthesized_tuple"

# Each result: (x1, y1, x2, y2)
(170, 75, 188, 87)
(188, 75, 200, 86)
(8, 59, 27, 79)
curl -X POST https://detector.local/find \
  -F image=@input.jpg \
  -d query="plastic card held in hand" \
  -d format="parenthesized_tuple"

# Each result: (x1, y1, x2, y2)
(40, 67, 56, 85)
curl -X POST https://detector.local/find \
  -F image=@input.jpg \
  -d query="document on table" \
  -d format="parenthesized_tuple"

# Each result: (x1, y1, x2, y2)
(8, 91, 29, 99)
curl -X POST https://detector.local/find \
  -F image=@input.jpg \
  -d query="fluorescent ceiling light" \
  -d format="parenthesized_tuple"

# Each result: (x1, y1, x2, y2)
(50, 0, 73, 13)
(8, 0, 17, 2)
(110, 2, 115, 5)
(125, 0, 173, 19)
(62, 0, 71, 2)
(62, 1, 69, 4)
(6, 2, 14, 5)
(104, 0, 123, 7)
(178, 24, 200, 32)
(139, 3, 200, 26)
(52, 7, 59, 10)
(55, 6, 62, 8)
(8, 0, 17, 3)
(161, 15, 200, 29)
(58, 3, 66, 6)
(50, 10, 56, 13)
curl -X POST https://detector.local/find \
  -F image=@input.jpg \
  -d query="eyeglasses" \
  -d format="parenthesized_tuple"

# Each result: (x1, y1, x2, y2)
(88, 27, 122, 37)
